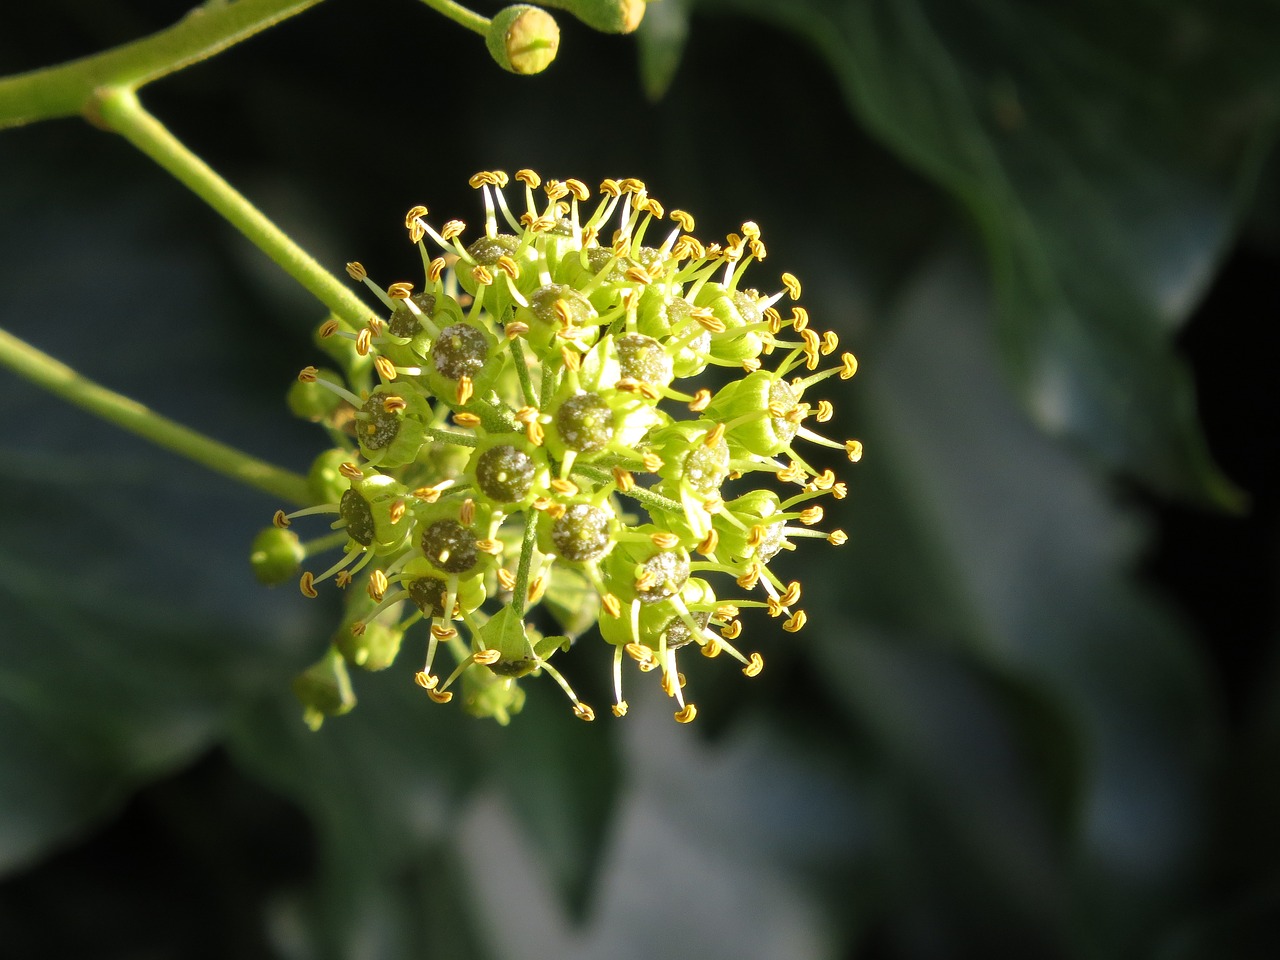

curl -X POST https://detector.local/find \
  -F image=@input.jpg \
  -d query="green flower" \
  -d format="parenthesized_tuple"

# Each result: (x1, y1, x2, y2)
(268, 169, 859, 726)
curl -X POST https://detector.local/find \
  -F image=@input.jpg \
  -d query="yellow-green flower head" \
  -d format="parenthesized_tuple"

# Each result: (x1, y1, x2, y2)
(270, 169, 860, 727)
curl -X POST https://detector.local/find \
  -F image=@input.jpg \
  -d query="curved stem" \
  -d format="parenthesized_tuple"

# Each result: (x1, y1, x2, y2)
(417, 0, 491, 35)
(94, 87, 371, 329)
(0, 0, 327, 130)
(0, 327, 312, 505)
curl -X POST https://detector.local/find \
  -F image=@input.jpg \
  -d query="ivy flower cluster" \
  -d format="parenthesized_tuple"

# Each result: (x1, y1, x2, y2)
(263, 170, 860, 727)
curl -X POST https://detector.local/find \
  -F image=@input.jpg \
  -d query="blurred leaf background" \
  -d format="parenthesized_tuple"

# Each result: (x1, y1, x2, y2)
(2, 1, 1278, 957)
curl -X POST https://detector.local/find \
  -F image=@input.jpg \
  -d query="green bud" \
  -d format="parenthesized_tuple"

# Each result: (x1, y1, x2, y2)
(486, 6, 560, 75)
(250, 526, 305, 586)
(468, 433, 549, 508)
(307, 448, 351, 505)
(287, 367, 345, 422)
(537, 0, 646, 33)
(355, 385, 431, 467)
(292, 645, 356, 730)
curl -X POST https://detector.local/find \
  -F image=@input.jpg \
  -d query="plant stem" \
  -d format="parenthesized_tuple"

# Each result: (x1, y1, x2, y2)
(512, 513, 539, 615)
(0, 327, 313, 505)
(417, 0, 491, 35)
(0, 0, 327, 129)
(93, 87, 371, 329)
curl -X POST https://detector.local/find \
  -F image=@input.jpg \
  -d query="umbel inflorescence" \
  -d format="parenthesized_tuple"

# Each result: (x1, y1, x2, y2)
(265, 170, 860, 727)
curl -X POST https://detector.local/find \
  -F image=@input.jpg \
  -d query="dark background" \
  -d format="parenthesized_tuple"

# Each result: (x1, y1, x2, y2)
(1, 1, 1278, 958)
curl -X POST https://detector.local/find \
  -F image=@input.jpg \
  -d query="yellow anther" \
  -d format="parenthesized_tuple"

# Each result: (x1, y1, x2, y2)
(701, 637, 722, 657)
(495, 255, 520, 279)
(368, 569, 389, 601)
(815, 400, 834, 422)
(272, 509, 291, 529)
(736, 563, 761, 590)
(781, 272, 802, 299)
(831, 482, 848, 500)
(742, 357, 762, 373)
(821, 330, 839, 355)
(388, 499, 407, 524)
(749, 238, 767, 261)
(441, 219, 466, 240)
(602, 593, 622, 618)
(689, 389, 712, 412)
(767, 596, 784, 618)
(526, 420, 545, 446)
(387, 281, 413, 299)
(430, 624, 458, 640)
(634, 571, 658, 593)
(297, 365, 319, 382)
(459, 497, 476, 527)
(412, 485, 441, 503)
(624, 264, 653, 284)
(408, 221, 425, 243)
(544, 179, 569, 200)
(379, 395, 405, 415)
(339, 461, 363, 480)
(650, 531, 680, 550)
(573, 701, 596, 722)
(527, 575, 547, 603)
(345, 261, 367, 281)
(763, 306, 783, 334)
(674, 704, 698, 724)
(515, 168, 541, 188)
(696, 530, 719, 556)
(599, 178, 622, 197)
(374, 356, 397, 381)
(641, 452, 664, 473)
(405, 204, 428, 226)
(704, 423, 726, 448)
(428, 257, 446, 283)
(790, 306, 810, 332)
(496, 568, 516, 591)
(846, 439, 864, 462)
(414, 671, 439, 690)
(471, 264, 493, 286)
(475, 538, 503, 555)
(318, 319, 340, 338)
(625, 642, 655, 665)
(670, 209, 695, 231)
(721, 619, 743, 640)
(505, 321, 530, 339)
(702, 495, 723, 515)
(560, 345, 581, 371)
(692, 309, 726, 334)
(453, 412, 482, 428)
(299, 572, 318, 598)
(350, 620, 366, 637)
(612, 466, 635, 492)
(428, 688, 453, 704)
(840, 352, 859, 379)
(456, 375, 474, 405)
(564, 178, 590, 201)
(355, 328, 373, 356)
(742, 652, 764, 678)
(612, 701, 629, 717)
(334, 569, 353, 588)
(473, 649, 501, 666)
(828, 530, 849, 546)
(550, 477, 579, 496)
(783, 610, 808, 632)
(799, 505, 824, 526)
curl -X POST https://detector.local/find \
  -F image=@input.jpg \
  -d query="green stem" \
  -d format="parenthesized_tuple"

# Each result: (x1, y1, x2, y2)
(572, 463, 683, 516)
(94, 87, 371, 329)
(0, 327, 312, 505)
(512, 512, 539, 615)
(417, 0, 491, 35)
(0, 0, 327, 129)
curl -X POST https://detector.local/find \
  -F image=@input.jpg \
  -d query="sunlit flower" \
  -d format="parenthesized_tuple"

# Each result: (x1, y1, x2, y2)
(270, 169, 860, 725)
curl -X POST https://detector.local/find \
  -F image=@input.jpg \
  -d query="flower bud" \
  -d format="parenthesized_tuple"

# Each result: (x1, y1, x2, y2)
(292, 646, 356, 730)
(250, 526, 305, 586)
(537, 0, 646, 34)
(486, 6, 560, 75)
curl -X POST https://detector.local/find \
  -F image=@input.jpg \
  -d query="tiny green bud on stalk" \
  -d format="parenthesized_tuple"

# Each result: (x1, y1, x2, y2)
(487, 6, 560, 75)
